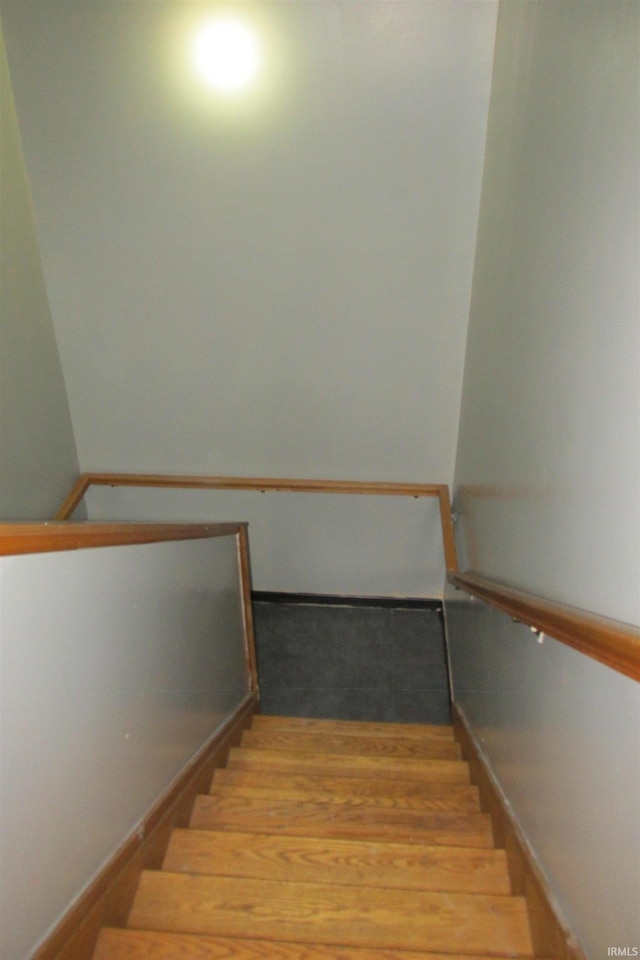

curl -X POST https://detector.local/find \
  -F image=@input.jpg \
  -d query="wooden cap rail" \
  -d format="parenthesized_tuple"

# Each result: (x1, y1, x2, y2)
(74, 473, 446, 497)
(0, 521, 245, 556)
(51, 473, 639, 682)
(54, 472, 459, 573)
(449, 570, 640, 683)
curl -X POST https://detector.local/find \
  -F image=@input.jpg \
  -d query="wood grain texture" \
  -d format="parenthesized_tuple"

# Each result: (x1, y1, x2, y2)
(449, 571, 640, 682)
(127, 872, 534, 956)
(81, 472, 447, 498)
(85, 714, 539, 960)
(54, 474, 92, 520)
(54, 474, 639, 687)
(452, 702, 588, 960)
(163, 828, 511, 893)
(226, 748, 471, 783)
(0, 521, 243, 556)
(32, 696, 257, 960)
(190, 792, 494, 847)
(52, 472, 459, 578)
(211, 769, 481, 811)
(240, 729, 461, 760)
(94, 928, 523, 960)
(210, 778, 480, 816)
(236, 526, 259, 697)
(250, 715, 455, 739)
(438, 483, 458, 572)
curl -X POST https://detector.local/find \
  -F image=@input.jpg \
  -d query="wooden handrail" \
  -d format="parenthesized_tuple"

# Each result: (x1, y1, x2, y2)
(0, 521, 245, 556)
(49, 475, 638, 681)
(54, 472, 459, 573)
(57, 472, 447, 504)
(448, 570, 640, 683)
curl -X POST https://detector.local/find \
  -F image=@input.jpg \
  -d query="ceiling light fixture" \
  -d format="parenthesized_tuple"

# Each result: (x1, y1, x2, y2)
(194, 18, 261, 93)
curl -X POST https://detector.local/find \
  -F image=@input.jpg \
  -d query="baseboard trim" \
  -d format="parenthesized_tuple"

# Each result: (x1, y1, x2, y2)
(32, 693, 257, 960)
(452, 702, 587, 960)
(252, 591, 443, 610)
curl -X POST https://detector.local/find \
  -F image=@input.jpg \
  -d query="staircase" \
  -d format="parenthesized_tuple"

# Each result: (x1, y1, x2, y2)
(92, 714, 537, 959)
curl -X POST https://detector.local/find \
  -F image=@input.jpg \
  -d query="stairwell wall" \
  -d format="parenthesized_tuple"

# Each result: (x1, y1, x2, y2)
(0, 1, 497, 596)
(0, 24, 82, 520)
(447, 3, 639, 958)
(0, 535, 249, 960)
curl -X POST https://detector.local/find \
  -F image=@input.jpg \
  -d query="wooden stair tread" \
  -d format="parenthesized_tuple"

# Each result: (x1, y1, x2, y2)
(164, 828, 511, 894)
(127, 872, 534, 957)
(212, 769, 481, 811)
(95, 928, 524, 960)
(227, 748, 470, 783)
(241, 730, 461, 760)
(89, 713, 539, 960)
(252, 714, 455, 740)
(191, 793, 494, 847)
(209, 780, 480, 815)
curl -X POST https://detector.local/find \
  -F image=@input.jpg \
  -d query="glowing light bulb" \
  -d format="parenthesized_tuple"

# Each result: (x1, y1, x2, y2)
(194, 18, 260, 93)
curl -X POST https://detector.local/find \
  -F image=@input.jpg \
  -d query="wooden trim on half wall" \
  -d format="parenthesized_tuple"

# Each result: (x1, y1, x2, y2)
(53, 472, 460, 575)
(51, 474, 639, 683)
(0, 521, 244, 556)
(59, 472, 447, 499)
(237, 524, 259, 698)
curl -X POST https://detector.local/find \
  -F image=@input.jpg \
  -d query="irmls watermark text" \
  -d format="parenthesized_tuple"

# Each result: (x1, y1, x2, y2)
(607, 949, 639, 956)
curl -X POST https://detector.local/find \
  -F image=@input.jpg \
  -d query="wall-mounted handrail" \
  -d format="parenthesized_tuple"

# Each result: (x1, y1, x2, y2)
(54, 472, 459, 573)
(0, 520, 259, 695)
(448, 570, 640, 683)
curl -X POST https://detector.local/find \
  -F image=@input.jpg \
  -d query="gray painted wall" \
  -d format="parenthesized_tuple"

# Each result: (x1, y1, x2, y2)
(83, 483, 447, 597)
(448, 4, 639, 957)
(0, 535, 249, 960)
(447, 599, 639, 959)
(453, 0, 639, 625)
(1, 0, 497, 594)
(0, 24, 81, 519)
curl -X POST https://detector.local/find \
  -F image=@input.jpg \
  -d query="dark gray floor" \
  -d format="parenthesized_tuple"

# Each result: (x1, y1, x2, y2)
(253, 599, 451, 724)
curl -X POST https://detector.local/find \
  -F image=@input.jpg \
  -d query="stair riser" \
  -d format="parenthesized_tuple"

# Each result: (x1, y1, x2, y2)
(210, 777, 481, 812)
(251, 715, 456, 740)
(227, 749, 471, 783)
(240, 730, 462, 760)
(213, 769, 480, 805)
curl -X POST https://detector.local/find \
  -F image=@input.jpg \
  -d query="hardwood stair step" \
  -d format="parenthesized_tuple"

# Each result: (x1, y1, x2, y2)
(211, 769, 481, 811)
(191, 792, 494, 847)
(209, 779, 480, 814)
(227, 748, 470, 783)
(240, 730, 462, 760)
(95, 928, 526, 960)
(126, 872, 534, 956)
(163, 828, 512, 894)
(250, 714, 455, 740)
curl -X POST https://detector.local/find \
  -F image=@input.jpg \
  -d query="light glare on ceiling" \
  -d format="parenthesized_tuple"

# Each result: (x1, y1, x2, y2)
(194, 18, 261, 93)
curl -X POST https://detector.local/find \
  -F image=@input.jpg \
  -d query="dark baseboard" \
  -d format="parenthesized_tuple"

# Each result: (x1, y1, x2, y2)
(252, 591, 443, 611)
(452, 702, 587, 960)
(33, 694, 257, 960)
